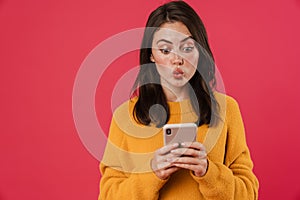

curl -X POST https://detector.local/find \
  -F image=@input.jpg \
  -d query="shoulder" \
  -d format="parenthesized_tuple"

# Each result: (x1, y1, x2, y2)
(110, 96, 160, 138)
(214, 91, 238, 105)
(110, 97, 138, 135)
(113, 96, 138, 120)
(107, 97, 136, 142)
(213, 92, 242, 121)
(214, 91, 240, 108)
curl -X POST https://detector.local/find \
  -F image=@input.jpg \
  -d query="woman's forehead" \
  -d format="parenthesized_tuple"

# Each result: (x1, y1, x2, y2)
(153, 22, 192, 44)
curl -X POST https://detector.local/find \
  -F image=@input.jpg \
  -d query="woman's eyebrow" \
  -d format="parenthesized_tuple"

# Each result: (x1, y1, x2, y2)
(156, 36, 193, 45)
(180, 36, 194, 43)
(156, 39, 172, 44)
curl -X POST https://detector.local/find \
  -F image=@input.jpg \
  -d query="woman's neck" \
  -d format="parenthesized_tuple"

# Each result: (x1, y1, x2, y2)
(162, 84, 189, 102)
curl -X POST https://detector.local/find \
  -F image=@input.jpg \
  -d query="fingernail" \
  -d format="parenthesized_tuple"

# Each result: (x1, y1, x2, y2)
(181, 142, 186, 146)
(173, 143, 179, 147)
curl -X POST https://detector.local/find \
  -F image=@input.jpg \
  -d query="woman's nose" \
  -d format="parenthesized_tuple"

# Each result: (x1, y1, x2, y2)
(172, 52, 184, 65)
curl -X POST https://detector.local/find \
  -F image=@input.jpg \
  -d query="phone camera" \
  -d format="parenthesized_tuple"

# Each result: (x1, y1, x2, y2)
(166, 128, 172, 135)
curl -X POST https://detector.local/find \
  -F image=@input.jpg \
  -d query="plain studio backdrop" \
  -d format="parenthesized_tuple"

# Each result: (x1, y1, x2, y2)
(0, 0, 300, 199)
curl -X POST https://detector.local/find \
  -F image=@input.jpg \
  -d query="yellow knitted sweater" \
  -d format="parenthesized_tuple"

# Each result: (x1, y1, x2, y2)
(99, 93, 259, 200)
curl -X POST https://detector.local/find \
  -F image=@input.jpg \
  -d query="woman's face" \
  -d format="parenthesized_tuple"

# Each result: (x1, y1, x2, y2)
(151, 22, 199, 90)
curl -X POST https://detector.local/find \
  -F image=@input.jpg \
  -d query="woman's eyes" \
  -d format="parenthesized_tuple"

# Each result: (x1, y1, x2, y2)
(182, 46, 194, 53)
(159, 48, 171, 54)
(159, 46, 194, 55)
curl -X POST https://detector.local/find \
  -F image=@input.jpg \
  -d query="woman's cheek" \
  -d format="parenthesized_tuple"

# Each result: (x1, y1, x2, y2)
(154, 55, 171, 66)
(186, 52, 199, 68)
(156, 63, 171, 76)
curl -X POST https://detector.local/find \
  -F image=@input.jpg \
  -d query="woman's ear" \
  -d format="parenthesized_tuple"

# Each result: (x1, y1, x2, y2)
(150, 55, 155, 62)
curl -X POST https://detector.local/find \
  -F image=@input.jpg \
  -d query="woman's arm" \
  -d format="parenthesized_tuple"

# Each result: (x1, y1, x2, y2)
(99, 118, 167, 200)
(191, 97, 259, 200)
(99, 163, 167, 200)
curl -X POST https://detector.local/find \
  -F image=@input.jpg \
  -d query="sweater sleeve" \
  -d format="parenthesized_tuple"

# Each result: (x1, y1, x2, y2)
(191, 97, 259, 200)
(99, 117, 167, 200)
(99, 164, 167, 200)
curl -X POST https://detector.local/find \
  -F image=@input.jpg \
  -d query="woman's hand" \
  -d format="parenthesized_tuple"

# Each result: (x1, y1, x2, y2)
(151, 143, 181, 180)
(169, 142, 208, 177)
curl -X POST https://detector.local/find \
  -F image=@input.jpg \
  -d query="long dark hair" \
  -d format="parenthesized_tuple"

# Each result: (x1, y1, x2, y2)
(132, 1, 219, 127)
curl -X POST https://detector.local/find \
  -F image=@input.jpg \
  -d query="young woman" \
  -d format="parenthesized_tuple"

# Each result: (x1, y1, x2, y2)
(99, 1, 259, 199)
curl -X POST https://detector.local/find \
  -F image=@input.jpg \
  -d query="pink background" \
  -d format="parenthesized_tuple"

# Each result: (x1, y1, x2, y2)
(1, 0, 300, 199)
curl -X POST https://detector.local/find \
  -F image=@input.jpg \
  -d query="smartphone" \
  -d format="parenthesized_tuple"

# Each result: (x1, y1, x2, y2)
(163, 123, 197, 146)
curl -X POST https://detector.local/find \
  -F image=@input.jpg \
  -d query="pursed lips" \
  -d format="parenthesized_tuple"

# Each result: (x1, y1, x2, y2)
(173, 67, 184, 78)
